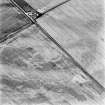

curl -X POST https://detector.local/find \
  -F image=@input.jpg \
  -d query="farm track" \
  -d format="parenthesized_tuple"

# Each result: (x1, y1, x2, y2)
(0, 0, 105, 105)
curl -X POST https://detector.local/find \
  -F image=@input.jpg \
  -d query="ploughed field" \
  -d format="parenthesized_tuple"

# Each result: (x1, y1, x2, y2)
(0, 0, 105, 105)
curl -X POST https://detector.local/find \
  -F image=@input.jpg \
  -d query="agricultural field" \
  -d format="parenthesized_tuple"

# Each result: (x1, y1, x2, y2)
(0, 0, 105, 105)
